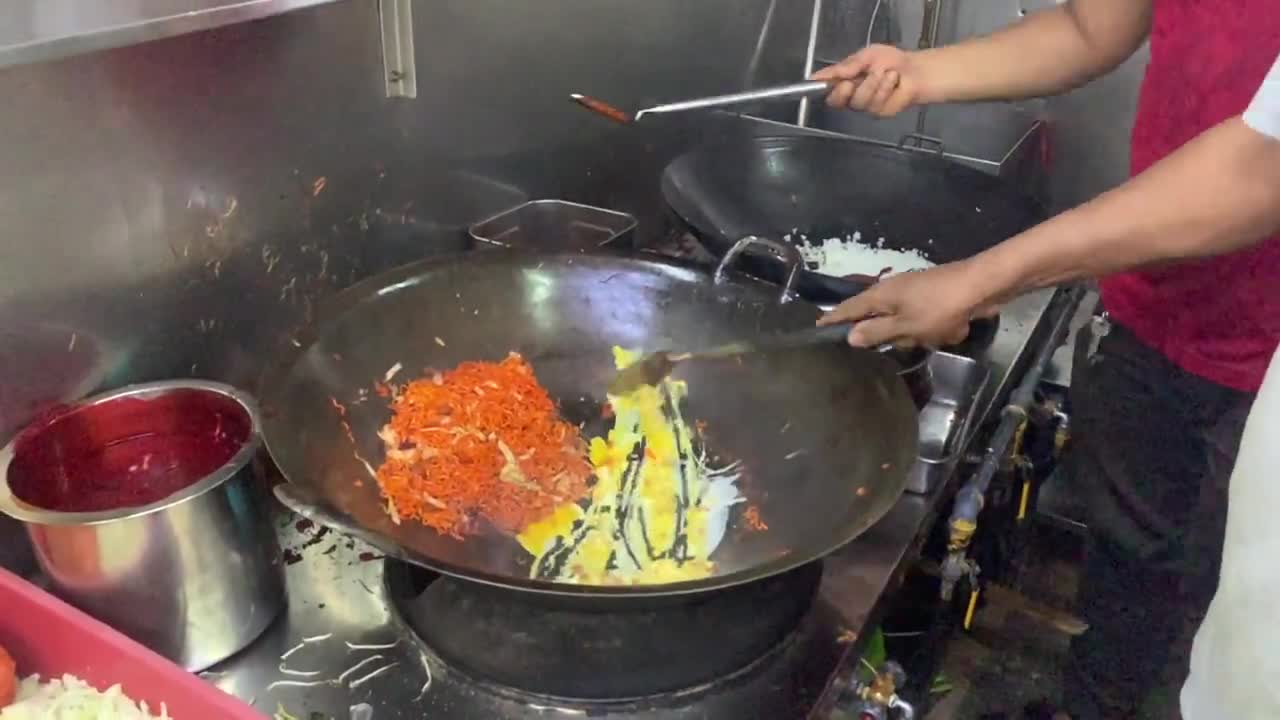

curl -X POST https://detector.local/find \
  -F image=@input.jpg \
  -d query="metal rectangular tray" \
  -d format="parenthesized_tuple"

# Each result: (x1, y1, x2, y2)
(905, 351, 990, 494)
(469, 199, 638, 252)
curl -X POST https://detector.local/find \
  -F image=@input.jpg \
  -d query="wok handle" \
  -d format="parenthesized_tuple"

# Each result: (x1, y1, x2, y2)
(764, 322, 855, 349)
(690, 322, 854, 361)
(714, 235, 804, 304)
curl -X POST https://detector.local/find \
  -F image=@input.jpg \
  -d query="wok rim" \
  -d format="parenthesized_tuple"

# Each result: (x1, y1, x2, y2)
(660, 134, 1046, 290)
(259, 250, 918, 598)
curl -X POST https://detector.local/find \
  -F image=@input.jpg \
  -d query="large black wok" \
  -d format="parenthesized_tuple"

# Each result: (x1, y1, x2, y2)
(662, 134, 1046, 305)
(260, 249, 918, 597)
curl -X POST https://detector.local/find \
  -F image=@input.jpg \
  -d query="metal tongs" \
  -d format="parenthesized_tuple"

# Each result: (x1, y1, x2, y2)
(571, 80, 832, 124)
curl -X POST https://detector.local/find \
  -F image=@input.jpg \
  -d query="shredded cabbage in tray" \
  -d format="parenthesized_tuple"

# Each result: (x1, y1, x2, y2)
(0, 674, 170, 719)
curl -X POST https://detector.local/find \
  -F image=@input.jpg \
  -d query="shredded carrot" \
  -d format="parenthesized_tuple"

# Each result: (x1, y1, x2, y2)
(329, 396, 347, 417)
(373, 352, 592, 537)
(742, 504, 768, 532)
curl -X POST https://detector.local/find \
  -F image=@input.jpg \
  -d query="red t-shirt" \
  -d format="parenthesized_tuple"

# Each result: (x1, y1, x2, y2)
(1098, 0, 1280, 392)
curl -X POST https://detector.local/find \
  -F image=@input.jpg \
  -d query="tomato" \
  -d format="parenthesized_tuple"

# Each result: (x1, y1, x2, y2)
(0, 644, 16, 706)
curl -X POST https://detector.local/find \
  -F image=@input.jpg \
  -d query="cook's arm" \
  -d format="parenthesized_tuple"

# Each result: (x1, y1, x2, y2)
(961, 59, 1280, 308)
(908, 0, 1152, 104)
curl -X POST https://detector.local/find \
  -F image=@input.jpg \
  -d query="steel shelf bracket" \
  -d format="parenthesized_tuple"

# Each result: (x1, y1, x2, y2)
(379, 0, 417, 98)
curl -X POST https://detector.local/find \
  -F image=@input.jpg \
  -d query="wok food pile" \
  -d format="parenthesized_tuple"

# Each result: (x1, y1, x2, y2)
(372, 348, 748, 586)
(375, 353, 595, 537)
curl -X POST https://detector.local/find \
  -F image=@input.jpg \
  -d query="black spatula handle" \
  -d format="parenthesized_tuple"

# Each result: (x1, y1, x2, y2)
(695, 323, 855, 360)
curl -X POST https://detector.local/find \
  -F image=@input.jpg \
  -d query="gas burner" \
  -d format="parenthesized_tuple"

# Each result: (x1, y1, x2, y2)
(385, 560, 823, 702)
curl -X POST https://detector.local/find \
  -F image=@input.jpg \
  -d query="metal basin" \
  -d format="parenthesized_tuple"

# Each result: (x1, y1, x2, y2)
(0, 380, 284, 671)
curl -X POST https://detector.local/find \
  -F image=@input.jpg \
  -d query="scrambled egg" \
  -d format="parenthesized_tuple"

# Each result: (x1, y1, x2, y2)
(517, 347, 743, 585)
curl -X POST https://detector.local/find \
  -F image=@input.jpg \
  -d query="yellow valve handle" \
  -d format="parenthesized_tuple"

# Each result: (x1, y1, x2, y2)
(963, 587, 980, 631)
(1017, 477, 1032, 522)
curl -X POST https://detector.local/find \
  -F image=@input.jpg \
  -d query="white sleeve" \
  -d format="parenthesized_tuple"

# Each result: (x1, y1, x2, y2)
(1181, 343, 1280, 720)
(1244, 54, 1280, 139)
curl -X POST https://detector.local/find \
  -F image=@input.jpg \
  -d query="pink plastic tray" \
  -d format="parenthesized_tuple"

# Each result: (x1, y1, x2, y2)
(0, 567, 265, 718)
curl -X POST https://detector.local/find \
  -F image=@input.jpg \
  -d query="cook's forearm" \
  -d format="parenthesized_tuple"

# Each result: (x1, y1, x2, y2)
(972, 118, 1280, 303)
(916, 1, 1150, 104)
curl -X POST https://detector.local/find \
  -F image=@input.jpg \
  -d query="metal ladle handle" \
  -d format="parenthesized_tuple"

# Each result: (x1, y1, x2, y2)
(713, 235, 803, 304)
(635, 81, 832, 121)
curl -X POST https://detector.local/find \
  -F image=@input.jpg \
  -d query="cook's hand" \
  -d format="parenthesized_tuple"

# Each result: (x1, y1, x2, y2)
(812, 45, 928, 117)
(818, 261, 999, 348)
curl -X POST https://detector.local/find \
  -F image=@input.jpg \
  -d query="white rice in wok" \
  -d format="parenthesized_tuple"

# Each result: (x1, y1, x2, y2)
(786, 231, 935, 279)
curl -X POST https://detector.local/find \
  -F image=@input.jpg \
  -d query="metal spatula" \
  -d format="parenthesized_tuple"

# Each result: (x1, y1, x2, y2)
(608, 323, 854, 395)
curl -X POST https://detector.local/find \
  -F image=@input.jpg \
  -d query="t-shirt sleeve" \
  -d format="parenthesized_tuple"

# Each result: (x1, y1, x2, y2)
(1244, 53, 1280, 139)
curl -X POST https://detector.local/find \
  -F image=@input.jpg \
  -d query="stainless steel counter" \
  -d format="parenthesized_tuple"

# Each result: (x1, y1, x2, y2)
(972, 288, 1060, 428)
(199, 523, 427, 719)
(204, 518, 840, 718)
(1043, 287, 1100, 388)
(214, 506, 912, 719)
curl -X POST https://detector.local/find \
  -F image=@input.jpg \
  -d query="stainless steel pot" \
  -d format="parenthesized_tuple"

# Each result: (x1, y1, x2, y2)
(0, 380, 284, 671)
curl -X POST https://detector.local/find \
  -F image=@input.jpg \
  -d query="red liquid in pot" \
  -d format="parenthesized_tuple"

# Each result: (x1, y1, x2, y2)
(8, 390, 252, 513)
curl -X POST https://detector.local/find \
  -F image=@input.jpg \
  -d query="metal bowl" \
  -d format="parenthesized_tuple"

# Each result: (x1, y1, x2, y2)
(0, 380, 284, 671)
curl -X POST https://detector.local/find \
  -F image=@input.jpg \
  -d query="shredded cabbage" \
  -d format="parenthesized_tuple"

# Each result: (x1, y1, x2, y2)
(0, 674, 170, 719)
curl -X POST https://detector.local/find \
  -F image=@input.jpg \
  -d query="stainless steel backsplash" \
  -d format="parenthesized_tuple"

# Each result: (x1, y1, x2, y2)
(0, 0, 815, 570)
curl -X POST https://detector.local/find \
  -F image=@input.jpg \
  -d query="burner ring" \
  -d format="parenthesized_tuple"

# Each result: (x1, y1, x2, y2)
(386, 560, 822, 701)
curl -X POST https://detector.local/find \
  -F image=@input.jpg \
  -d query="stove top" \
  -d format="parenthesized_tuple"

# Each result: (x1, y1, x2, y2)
(201, 527, 855, 720)
(381, 560, 844, 717)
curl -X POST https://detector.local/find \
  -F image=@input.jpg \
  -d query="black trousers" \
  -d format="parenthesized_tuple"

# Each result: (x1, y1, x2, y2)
(1061, 319, 1254, 719)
